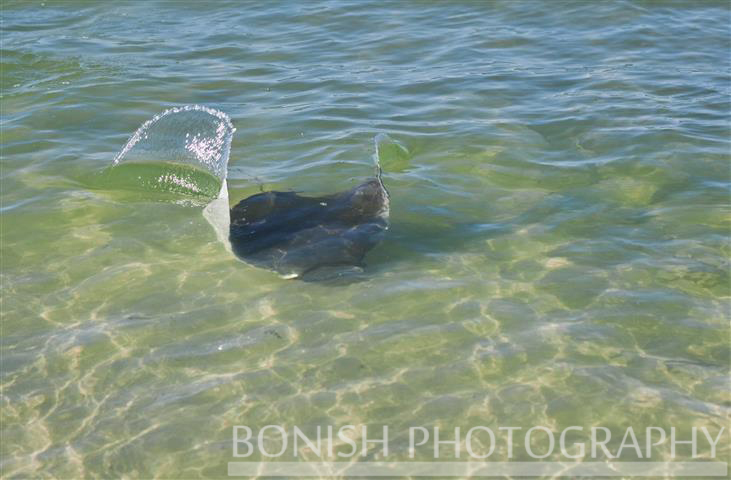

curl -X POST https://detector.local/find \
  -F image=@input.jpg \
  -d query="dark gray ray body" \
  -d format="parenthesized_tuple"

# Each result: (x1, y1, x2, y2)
(229, 178, 389, 280)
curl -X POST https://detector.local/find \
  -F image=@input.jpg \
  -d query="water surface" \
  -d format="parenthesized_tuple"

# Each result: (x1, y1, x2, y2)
(1, 1, 729, 478)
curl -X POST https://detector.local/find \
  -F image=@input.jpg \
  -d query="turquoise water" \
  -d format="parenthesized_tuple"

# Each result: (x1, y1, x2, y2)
(2, 1, 730, 478)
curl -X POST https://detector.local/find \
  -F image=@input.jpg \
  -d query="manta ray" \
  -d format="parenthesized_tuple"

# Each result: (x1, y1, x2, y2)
(228, 173, 389, 281)
(113, 105, 394, 281)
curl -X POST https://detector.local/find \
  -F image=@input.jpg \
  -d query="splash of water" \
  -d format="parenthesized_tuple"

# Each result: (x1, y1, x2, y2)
(113, 105, 236, 182)
(374, 133, 410, 174)
(106, 105, 237, 247)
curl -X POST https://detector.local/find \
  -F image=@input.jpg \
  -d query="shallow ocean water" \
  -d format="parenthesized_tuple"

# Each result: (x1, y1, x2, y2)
(1, 1, 729, 478)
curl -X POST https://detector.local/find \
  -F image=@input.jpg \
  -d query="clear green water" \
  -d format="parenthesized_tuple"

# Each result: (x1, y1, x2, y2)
(92, 162, 223, 203)
(1, 1, 729, 478)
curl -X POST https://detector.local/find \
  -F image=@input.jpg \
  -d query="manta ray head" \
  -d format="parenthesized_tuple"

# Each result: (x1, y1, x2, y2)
(337, 178, 389, 224)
